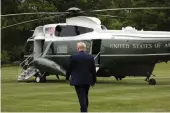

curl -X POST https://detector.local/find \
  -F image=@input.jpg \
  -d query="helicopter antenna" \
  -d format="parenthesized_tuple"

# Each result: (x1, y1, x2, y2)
(1, 15, 58, 29)
(1, 12, 68, 17)
(89, 7, 170, 12)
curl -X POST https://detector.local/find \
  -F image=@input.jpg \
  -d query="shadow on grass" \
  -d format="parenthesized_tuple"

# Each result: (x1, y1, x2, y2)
(25, 79, 67, 84)
(3, 78, 169, 86)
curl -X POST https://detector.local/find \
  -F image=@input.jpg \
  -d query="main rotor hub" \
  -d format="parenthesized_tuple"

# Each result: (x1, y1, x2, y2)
(67, 7, 81, 13)
(67, 7, 82, 17)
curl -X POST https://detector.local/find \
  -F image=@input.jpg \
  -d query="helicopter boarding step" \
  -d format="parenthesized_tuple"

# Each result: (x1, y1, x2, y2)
(18, 66, 38, 81)
(95, 64, 100, 72)
(94, 52, 100, 72)
(96, 67, 99, 72)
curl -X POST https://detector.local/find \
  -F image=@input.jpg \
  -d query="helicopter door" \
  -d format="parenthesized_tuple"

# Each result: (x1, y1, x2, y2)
(20, 40, 34, 67)
(23, 40, 34, 59)
(91, 39, 101, 65)
(34, 40, 44, 59)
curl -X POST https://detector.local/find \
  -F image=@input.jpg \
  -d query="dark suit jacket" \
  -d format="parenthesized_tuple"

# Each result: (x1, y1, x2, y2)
(66, 51, 97, 86)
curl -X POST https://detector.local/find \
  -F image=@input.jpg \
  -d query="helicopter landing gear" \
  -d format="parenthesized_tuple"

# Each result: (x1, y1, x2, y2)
(145, 72, 156, 85)
(115, 77, 122, 81)
(148, 78, 156, 85)
(35, 75, 46, 83)
(56, 74, 60, 79)
(35, 72, 46, 83)
(115, 76, 125, 81)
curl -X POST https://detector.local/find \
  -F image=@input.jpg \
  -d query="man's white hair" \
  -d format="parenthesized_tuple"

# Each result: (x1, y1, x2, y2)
(77, 42, 86, 50)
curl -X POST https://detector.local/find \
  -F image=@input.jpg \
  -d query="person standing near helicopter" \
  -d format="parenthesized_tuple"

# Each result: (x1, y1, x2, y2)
(66, 42, 97, 112)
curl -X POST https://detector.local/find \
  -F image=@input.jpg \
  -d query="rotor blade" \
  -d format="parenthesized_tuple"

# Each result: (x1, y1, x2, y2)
(1, 12, 68, 17)
(90, 7, 170, 12)
(1, 15, 61, 29)
(95, 14, 124, 18)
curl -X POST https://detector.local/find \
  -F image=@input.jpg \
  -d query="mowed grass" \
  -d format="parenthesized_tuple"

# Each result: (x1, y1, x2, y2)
(1, 62, 170, 112)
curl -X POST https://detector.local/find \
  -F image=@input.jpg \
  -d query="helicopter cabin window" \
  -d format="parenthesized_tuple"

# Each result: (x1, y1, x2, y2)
(55, 25, 93, 37)
(53, 42, 68, 54)
(56, 45, 68, 53)
(101, 25, 107, 30)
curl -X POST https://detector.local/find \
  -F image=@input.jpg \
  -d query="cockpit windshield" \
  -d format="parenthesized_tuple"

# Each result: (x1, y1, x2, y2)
(101, 25, 107, 30)
(55, 25, 93, 37)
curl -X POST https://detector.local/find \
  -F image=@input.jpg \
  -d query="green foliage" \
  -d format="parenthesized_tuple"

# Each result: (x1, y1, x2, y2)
(1, 50, 11, 64)
(1, 0, 170, 62)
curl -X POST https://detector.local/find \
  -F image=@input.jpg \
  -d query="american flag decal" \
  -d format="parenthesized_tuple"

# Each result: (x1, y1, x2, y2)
(49, 27, 55, 34)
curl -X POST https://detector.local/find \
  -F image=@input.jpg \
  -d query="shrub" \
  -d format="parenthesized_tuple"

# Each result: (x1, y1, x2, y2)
(1, 50, 11, 64)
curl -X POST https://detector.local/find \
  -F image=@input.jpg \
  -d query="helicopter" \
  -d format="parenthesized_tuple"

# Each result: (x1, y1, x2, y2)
(1, 7, 170, 85)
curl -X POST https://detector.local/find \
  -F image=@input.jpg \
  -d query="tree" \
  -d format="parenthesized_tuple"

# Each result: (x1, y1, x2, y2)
(1, 0, 170, 63)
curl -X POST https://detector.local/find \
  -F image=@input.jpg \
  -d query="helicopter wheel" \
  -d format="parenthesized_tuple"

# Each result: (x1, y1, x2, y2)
(148, 78, 156, 85)
(35, 73, 46, 83)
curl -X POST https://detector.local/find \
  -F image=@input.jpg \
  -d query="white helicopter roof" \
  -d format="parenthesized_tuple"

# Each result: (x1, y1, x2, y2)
(42, 16, 102, 31)
(66, 16, 101, 29)
(43, 23, 66, 27)
(33, 16, 103, 40)
(32, 16, 170, 41)
(104, 26, 170, 38)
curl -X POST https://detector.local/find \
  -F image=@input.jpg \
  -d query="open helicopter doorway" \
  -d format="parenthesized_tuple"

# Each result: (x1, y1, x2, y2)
(21, 39, 45, 64)
(23, 39, 34, 58)
(91, 39, 101, 65)
(34, 40, 45, 59)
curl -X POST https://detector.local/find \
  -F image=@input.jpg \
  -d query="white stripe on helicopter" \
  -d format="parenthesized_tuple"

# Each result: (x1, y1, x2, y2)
(42, 35, 170, 41)
(41, 30, 170, 41)
(100, 53, 170, 56)
(42, 53, 170, 57)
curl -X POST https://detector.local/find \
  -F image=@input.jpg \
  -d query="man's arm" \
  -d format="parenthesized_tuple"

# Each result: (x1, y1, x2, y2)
(66, 56, 73, 80)
(91, 56, 97, 84)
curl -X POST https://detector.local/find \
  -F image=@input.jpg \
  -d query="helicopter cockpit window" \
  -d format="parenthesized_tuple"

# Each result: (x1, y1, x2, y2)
(55, 25, 93, 37)
(76, 26, 93, 34)
(56, 25, 77, 36)
(101, 25, 107, 30)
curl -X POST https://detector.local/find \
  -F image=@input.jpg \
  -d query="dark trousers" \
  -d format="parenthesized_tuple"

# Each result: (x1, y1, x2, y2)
(75, 85, 90, 112)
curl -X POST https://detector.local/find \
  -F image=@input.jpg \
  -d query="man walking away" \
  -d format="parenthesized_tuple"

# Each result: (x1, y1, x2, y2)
(66, 42, 97, 112)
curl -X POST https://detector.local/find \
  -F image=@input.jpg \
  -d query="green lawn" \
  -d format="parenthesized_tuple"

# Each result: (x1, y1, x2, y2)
(1, 62, 170, 112)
